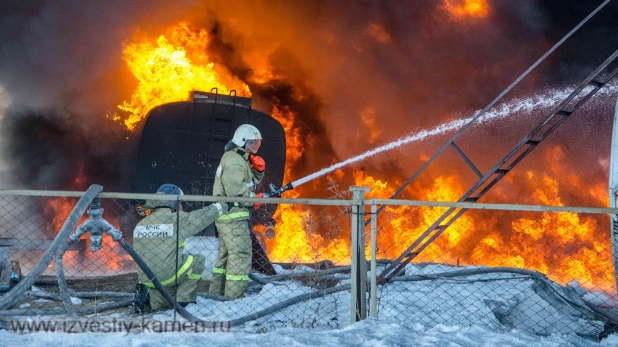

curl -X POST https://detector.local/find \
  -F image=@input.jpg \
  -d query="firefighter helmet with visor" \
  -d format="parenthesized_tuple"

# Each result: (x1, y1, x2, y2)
(232, 124, 262, 153)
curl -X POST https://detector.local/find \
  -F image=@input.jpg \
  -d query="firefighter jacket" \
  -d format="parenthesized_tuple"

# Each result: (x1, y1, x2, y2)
(133, 202, 226, 288)
(213, 147, 264, 222)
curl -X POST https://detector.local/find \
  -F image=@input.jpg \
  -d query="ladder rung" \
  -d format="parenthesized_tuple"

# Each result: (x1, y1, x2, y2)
(403, 251, 419, 260)
(464, 197, 479, 202)
(429, 225, 447, 232)
(526, 139, 540, 145)
(495, 169, 508, 175)
(589, 79, 605, 88)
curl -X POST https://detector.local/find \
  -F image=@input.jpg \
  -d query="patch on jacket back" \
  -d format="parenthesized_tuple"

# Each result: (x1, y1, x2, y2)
(134, 224, 174, 238)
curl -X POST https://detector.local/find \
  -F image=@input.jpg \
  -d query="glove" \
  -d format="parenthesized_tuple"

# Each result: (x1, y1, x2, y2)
(213, 202, 228, 216)
(249, 155, 265, 172)
(254, 193, 266, 209)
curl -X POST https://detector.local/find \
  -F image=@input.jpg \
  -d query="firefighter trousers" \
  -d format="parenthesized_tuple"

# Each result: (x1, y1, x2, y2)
(209, 219, 252, 299)
(146, 253, 205, 310)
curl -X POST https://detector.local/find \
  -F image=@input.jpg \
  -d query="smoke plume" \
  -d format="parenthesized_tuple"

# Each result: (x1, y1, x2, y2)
(0, 0, 616, 206)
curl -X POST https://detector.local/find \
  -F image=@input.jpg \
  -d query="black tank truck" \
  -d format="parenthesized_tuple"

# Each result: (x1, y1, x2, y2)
(120, 90, 285, 275)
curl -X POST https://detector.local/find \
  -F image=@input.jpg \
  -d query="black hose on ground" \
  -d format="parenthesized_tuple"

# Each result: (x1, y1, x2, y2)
(390, 267, 548, 282)
(260, 266, 351, 283)
(67, 290, 132, 299)
(248, 272, 268, 285)
(118, 237, 351, 328)
(116, 238, 206, 325)
(583, 300, 618, 325)
(5, 257, 616, 332)
(227, 283, 350, 327)
(1, 210, 351, 329)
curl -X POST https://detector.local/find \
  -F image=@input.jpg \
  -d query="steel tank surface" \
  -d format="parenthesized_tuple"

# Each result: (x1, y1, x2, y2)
(137, 91, 286, 223)
(128, 91, 285, 275)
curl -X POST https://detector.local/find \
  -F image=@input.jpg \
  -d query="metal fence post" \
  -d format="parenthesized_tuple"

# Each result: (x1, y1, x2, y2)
(350, 186, 369, 323)
(370, 201, 377, 318)
(174, 200, 181, 323)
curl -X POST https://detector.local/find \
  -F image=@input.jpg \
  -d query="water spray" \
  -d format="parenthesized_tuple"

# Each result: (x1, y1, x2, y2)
(265, 83, 618, 197)
(265, 115, 489, 197)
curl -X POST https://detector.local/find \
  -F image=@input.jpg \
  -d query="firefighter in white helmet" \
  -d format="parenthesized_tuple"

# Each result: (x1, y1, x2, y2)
(209, 124, 265, 299)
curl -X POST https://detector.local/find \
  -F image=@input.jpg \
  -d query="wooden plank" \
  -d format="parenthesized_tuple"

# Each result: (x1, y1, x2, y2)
(0, 238, 86, 251)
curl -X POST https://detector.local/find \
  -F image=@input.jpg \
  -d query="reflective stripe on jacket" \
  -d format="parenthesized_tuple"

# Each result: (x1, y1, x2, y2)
(213, 147, 264, 222)
(142, 255, 195, 288)
(133, 204, 224, 285)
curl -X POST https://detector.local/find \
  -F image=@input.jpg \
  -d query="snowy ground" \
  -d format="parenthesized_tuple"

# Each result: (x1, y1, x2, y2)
(1, 263, 617, 346)
(0, 317, 615, 347)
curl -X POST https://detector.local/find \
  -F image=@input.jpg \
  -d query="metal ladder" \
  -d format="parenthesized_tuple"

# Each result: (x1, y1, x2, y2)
(377, 47, 618, 284)
(202, 88, 237, 196)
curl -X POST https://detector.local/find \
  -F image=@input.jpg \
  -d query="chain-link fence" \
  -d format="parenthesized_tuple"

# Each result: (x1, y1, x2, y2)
(367, 198, 618, 340)
(0, 188, 617, 339)
(0, 189, 356, 333)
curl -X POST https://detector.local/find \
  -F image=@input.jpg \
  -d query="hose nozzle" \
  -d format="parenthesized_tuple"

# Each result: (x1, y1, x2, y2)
(263, 182, 294, 198)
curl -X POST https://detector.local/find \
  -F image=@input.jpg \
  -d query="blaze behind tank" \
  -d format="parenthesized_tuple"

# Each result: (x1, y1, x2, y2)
(125, 90, 286, 274)
(137, 90, 285, 206)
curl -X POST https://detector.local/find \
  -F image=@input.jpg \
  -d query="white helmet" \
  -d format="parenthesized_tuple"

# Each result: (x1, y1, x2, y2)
(232, 124, 262, 147)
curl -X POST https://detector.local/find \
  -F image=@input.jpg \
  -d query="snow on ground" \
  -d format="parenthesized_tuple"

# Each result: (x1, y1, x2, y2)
(0, 317, 614, 347)
(1, 263, 617, 346)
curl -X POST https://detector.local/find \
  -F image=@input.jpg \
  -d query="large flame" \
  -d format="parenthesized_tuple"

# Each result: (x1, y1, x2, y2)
(115, 22, 613, 291)
(114, 22, 250, 131)
(263, 106, 352, 263)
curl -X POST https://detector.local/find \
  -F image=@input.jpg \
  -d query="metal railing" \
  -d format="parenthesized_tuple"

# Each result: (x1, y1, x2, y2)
(0, 187, 616, 339)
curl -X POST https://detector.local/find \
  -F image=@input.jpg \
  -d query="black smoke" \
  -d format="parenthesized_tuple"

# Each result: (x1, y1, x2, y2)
(0, 0, 616, 197)
(0, 0, 192, 189)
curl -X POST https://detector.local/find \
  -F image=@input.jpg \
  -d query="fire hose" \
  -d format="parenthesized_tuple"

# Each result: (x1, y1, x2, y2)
(0, 184, 351, 330)
(115, 237, 207, 325)
(2, 234, 351, 329)
(116, 236, 351, 328)
(55, 248, 78, 318)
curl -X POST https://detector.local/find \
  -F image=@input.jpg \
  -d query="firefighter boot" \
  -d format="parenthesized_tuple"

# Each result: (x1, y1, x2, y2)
(131, 283, 150, 314)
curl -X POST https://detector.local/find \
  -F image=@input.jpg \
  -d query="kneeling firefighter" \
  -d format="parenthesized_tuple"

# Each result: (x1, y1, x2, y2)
(132, 183, 228, 313)
(209, 124, 266, 299)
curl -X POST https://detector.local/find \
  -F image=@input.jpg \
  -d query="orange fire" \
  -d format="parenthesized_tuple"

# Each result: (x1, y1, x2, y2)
(43, 167, 132, 274)
(115, 22, 613, 291)
(359, 107, 381, 144)
(347, 168, 614, 292)
(442, 0, 489, 20)
(264, 106, 351, 263)
(113, 22, 251, 131)
(45, 201, 132, 274)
